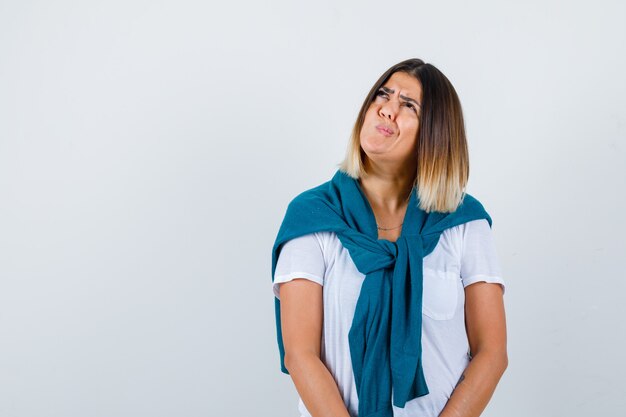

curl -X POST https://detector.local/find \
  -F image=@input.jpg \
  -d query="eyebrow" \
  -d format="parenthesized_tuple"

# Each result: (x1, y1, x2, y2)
(380, 86, 421, 108)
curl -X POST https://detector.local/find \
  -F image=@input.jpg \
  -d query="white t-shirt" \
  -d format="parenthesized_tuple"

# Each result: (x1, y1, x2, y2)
(273, 218, 505, 417)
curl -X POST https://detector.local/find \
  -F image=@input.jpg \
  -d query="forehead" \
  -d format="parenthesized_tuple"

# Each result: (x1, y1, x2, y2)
(382, 72, 422, 97)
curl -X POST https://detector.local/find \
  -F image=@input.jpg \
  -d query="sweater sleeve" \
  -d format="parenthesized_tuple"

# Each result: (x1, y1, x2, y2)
(460, 219, 506, 293)
(273, 233, 326, 299)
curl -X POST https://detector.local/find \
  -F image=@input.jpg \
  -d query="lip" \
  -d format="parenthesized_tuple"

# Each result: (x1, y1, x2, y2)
(375, 124, 395, 137)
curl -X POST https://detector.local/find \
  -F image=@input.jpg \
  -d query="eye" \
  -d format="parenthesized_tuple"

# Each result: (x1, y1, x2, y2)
(375, 89, 389, 99)
(403, 102, 417, 112)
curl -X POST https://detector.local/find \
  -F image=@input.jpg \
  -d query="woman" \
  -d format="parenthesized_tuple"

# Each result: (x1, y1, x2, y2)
(271, 58, 507, 417)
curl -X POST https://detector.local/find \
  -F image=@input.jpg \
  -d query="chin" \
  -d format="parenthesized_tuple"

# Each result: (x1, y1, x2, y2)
(361, 150, 398, 167)
(361, 147, 386, 160)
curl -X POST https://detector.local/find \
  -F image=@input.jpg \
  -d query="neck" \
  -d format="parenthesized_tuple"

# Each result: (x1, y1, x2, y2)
(358, 159, 416, 213)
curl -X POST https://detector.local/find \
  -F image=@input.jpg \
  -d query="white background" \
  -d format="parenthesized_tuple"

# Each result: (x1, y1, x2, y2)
(1, 1, 625, 416)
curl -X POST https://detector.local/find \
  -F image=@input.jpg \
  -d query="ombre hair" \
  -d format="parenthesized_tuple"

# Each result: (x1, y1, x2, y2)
(338, 58, 470, 213)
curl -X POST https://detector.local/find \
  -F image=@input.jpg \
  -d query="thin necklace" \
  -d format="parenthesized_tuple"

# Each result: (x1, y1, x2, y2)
(359, 178, 413, 232)
(375, 195, 411, 231)
(377, 222, 403, 231)
(376, 192, 412, 231)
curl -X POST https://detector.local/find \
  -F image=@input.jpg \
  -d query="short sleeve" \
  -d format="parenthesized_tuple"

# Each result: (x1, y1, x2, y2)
(460, 219, 506, 293)
(273, 233, 325, 299)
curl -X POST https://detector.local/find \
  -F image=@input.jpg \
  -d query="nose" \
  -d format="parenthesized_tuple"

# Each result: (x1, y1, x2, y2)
(379, 99, 399, 121)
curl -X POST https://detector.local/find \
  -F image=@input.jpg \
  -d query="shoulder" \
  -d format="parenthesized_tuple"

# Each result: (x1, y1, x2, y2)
(287, 179, 333, 209)
(274, 178, 336, 250)
(459, 192, 485, 209)
(436, 219, 492, 265)
(281, 230, 338, 254)
(424, 192, 492, 238)
(460, 218, 492, 234)
(444, 218, 493, 250)
(457, 192, 493, 228)
(442, 218, 491, 242)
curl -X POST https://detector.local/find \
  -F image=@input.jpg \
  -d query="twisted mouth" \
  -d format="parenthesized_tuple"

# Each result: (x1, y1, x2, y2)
(376, 124, 395, 136)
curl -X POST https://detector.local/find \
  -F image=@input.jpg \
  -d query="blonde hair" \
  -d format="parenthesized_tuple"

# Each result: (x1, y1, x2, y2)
(338, 58, 470, 213)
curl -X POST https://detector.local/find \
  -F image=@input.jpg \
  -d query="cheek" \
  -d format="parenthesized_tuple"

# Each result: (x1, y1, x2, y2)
(400, 118, 419, 136)
(363, 106, 378, 123)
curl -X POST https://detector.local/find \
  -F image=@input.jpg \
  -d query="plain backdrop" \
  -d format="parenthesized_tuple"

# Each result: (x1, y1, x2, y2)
(1, 1, 625, 416)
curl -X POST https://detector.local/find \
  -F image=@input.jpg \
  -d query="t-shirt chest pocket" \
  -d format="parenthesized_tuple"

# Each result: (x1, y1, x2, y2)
(422, 266, 461, 320)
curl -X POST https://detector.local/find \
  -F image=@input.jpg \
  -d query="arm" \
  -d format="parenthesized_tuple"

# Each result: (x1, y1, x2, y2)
(439, 282, 508, 417)
(280, 278, 352, 417)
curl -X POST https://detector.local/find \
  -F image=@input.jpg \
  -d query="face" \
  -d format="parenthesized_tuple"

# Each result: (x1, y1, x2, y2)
(359, 71, 422, 169)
